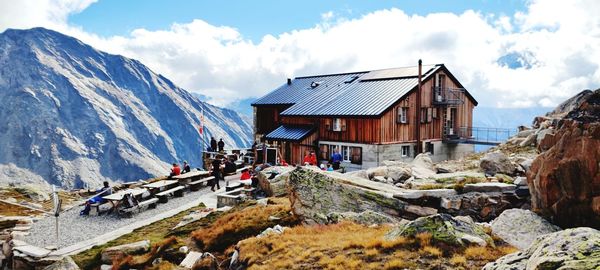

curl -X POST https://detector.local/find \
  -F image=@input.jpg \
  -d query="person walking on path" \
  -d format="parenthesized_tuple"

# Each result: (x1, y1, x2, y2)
(218, 138, 225, 152)
(210, 158, 222, 191)
(210, 137, 217, 152)
(331, 148, 342, 170)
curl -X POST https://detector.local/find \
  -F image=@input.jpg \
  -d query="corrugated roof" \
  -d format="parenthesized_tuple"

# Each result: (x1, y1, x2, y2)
(359, 65, 436, 81)
(265, 125, 315, 141)
(251, 72, 366, 106)
(253, 64, 464, 116)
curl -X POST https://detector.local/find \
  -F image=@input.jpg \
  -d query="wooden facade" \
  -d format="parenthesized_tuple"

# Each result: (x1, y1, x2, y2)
(254, 66, 477, 165)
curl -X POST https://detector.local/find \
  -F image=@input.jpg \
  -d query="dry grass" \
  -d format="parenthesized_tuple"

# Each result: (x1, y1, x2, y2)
(238, 221, 513, 269)
(450, 254, 467, 266)
(191, 200, 298, 252)
(416, 183, 448, 190)
(112, 237, 178, 270)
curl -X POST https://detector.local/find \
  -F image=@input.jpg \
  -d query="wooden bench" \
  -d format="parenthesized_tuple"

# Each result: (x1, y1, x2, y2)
(189, 176, 214, 191)
(88, 202, 112, 216)
(119, 198, 159, 216)
(156, 186, 185, 203)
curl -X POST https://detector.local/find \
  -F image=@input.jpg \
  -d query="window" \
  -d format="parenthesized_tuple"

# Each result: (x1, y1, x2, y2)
(426, 142, 434, 155)
(320, 144, 329, 160)
(341, 146, 350, 161)
(401, 145, 410, 157)
(350, 147, 362, 165)
(332, 118, 342, 131)
(397, 107, 408, 124)
(432, 107, 438, 119)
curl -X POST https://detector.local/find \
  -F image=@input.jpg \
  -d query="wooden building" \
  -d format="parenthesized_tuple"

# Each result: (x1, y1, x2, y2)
(251, 62, 478, 170)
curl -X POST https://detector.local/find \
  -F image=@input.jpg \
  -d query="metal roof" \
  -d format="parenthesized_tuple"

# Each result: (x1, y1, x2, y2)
(264, 125, 315, 141)
(253, 64, 461, 116)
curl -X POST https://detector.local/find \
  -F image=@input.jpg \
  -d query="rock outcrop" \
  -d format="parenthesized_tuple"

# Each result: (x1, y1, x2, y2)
(385, 214, 493, 247)
(528, 89, 600, 229)
(287, 167, 433, 224)
(480, 151, 516, 176)
(42, 256, 80, 270)
(490, 209, 560, 250)
(483, 227, 600, 270)
(256, 166, 294, 197)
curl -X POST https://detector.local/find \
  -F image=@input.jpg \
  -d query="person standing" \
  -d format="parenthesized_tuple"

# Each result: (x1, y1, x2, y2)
(331, 148, 342, 170)
(182, 161, 191, 174)
(218, 138, 225, 152)
(210, 137, 217, 152)
(309, 151, 317, 166)
(210, 158, 222, 191)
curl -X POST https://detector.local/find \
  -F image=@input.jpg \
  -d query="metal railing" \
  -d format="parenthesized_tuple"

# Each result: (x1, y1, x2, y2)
(444, 126, 516, 145)
(432, 86, 464, 106)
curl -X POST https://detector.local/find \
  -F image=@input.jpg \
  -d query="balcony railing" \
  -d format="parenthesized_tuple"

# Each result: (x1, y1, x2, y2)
(432, 86, 464, 106)
(444, 126, 516, 145)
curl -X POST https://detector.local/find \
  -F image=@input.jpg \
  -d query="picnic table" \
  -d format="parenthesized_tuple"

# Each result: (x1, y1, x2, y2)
(143, 180, 178, 192)
(172, 171, 210, 185)
(102, 188, 147, 213)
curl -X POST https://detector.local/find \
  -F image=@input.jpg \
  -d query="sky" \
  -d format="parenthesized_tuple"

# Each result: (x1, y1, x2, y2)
(1, 0, 599, 112)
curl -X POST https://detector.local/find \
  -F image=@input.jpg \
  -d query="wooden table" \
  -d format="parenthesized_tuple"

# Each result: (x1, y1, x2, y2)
(172, 171, 210, 185)
(143, 180, 178, 193)
(102, 188, 147, 212)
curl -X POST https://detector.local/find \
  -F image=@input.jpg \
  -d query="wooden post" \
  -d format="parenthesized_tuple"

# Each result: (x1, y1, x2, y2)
(415, 59, 423, 156)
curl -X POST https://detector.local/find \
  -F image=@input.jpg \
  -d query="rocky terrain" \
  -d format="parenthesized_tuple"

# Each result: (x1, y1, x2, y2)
(0, 28, 252, 189)
(3, 90, 599, 270)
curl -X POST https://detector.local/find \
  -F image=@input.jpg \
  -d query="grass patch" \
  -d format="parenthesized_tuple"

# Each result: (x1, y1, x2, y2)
(416, 183, 449, 190)
(72, 203, 207, 269)
(190, 200, 298, 252)
(238, 221, 514, 269)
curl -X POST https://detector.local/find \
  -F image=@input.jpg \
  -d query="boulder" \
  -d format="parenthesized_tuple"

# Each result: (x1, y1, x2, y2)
(256, 166, 293, 197)
(394, 189, 457, 200)
(518, 158, 534, 173)
(463, 183, 516, 193)
(484, 227, 600, 270)
(528, 119, 600, 228)
(257, 224, 287, 238)
(386, 166, 412, 182)
(344, 170, 369, 179)
(479, 151, 516, 176)
(411, 153, 435, 171)
(410, 166, 436, 179)
(101, 240, 150, 264)
(43, 256, 80, 270)
(382, 160, 410, 167)
(513, 176, 527, 186)
(385, 214, 493, 247)
(287, 167, 411, 224)
(371, 176, 388, 183)
(535, 128, 554, 146)
(327, 210, 400, 225)
(366, 166, 388, 179)
(180, 251, 203, 269)
(441, 192, 524, 222)
(519, 133, 537, 147)
(490, 209, 560, 250)
(515, 129, 535, 138)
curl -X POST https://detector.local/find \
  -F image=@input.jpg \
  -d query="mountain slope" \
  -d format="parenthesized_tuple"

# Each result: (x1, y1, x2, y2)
(0, 28, 252, 188)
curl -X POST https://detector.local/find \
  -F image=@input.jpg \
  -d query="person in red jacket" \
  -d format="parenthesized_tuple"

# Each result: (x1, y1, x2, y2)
(310, 151, 317, 166)
(240, 168, 252, 186)
(169, 163, 181, 177)
(303, 151, 312, 165)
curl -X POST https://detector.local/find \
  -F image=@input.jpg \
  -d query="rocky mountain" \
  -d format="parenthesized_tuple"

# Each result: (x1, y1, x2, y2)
(0, 28, 253, 189)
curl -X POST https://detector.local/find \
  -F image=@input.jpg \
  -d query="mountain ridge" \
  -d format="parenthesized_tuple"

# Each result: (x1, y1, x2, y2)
(0, 27, 252, 188)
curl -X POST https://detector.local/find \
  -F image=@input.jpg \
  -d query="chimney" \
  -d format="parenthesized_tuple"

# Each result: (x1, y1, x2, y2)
(287, 78, 292, 85)
(415, 59, 423, 157)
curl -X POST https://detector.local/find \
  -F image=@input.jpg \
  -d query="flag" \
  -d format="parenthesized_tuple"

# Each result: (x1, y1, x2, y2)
(199, 113, 204, 134)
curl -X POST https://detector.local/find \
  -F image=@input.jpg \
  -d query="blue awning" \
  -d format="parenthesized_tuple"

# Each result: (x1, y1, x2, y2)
(265, 125, 315, 142)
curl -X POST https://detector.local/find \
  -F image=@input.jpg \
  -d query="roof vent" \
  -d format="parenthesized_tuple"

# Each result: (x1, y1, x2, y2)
(310, 81, 322, 88)
(287, 78, 292, 85)
(344, 76, 359, 84)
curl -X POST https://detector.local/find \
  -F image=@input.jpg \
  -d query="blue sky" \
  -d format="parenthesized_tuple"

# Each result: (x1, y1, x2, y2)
(70, 0, 526, 42)
(1, 0, 599, 113)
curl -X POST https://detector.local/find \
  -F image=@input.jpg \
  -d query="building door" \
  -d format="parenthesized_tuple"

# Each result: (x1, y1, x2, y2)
(449, 108, 457, 136)
(285, 142, 291, 163)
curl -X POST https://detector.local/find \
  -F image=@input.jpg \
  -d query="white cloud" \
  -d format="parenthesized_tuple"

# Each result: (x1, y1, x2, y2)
(1, 0, 599, 108)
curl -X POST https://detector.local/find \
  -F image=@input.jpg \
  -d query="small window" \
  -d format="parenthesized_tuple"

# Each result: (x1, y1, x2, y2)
(341, 146, 350, 161)
(350, 146, 362, 165)
(426, 142, 434, 155)
(397, 107, 408, 124)
(401, 145, 410, 157)
(344, 76, 359, 84)
(427, 108, 433, 122)
(432, 107, 438, 119)
(332, 118, 342, 131)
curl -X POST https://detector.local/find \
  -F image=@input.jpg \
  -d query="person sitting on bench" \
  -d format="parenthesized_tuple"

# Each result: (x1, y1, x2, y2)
(182, 161, 191, 174)
(239, 168, 252, 186)
(169, 163, 181, 178)
(80, 181, 113, 215)
(223, 158, 236, 174)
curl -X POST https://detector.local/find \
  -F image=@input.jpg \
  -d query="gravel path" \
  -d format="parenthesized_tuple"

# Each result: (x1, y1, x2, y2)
(24, 187, 214, 249)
